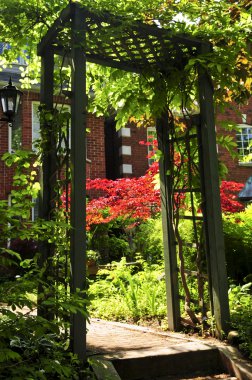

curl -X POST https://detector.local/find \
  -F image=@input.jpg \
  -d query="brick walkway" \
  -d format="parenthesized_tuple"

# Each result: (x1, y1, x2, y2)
(86, 319, 252, 380)
(87, 318, 199, 358)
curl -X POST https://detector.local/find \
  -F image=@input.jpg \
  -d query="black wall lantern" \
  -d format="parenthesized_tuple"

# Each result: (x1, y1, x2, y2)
(0, 77, 23, 125)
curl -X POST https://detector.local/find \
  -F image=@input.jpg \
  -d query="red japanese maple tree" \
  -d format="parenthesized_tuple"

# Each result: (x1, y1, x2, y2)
(220, 181, 245, 213)
(62, 140, 244, 228)
(86, 162, 160, 228)
(84, 169, 244, 229)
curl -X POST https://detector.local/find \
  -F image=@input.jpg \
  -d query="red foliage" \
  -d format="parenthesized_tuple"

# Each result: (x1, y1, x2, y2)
(220, 181, 245, 213)
(62, 162, 244, 228)
(86, 162, 160, 228)
(85, 175, 244, 227)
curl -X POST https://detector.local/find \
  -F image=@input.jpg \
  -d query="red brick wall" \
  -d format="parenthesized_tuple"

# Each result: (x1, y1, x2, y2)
(118, 104, 252, 183)
(1, 88, 251, 200)
(0, 104, 15, 198)
(0, 91, 106, 200)
(129, 124, 149, 177)
(87, 114, 106, 179)
(216, 98, 252, 183)
(116, 123, 149, 178)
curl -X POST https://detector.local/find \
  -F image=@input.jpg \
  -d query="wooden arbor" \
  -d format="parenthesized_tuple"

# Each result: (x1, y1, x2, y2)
(37, 3, 230, 361)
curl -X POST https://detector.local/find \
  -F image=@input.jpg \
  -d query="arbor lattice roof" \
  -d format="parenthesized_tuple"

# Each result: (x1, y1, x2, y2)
(38, 3, 207, 74)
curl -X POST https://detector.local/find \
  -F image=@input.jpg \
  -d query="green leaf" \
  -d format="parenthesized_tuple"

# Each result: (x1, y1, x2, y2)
(0, 348, 21, 362)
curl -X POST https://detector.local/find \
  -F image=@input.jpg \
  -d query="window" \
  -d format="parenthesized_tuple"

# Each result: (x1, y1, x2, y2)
(147, 127, 157, 166)
(32, 102, 71, 151)
(7, 194, 12, 248)
(16, 56, 26, 65)
(0, 42, 10, 54)
(8, 107, 22, 153)
(32, 102, 40, 150)
(31, 198, 39, 221)
(236, 124, 252, 164)
(0, 42, 26, 65)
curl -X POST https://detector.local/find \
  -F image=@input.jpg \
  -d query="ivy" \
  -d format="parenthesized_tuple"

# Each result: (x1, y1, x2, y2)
(0, 152, 88, 378)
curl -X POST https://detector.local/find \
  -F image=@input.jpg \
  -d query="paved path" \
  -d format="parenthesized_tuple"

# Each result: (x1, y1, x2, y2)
(86, 319, 252, 380)
(87, 318, 203, 358)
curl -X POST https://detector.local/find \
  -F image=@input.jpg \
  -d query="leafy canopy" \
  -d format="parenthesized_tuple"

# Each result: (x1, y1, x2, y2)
(0, 0, 251, 127)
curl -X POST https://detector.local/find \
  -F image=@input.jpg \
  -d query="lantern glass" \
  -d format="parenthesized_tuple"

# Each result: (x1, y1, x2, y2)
(0, 78, 23, 123)
(1, 97, 7, 113)
(15, 93, 21, 113)
(8, 97, 14, 112)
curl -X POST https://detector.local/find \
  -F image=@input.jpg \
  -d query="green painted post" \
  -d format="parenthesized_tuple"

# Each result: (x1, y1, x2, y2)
(38, 48, 55, 320)
(198, 43, 230, 336)
(70, 6, 87, 362)
(39, 48, 54, 228)
(156, 114, 181, 331)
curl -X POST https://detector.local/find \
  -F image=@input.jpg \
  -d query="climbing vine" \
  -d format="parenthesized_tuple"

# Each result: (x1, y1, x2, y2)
(0, 0, 251, 124)
(0, 151, 88, 378)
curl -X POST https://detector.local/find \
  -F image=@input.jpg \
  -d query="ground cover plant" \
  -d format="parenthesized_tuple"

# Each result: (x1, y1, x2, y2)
(89, 258, 167, 323)
(223, 204, 252, 282)
(229, 281, 252, 359)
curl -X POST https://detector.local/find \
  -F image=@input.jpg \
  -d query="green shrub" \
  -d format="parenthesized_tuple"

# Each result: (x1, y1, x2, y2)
(87, 223, 131, 263)
(133, 217, 163, 263)
(0, 151, 89, 378)
(229, 282, 252, 359)
(0, 314, 82, 379)
(134, 207, 252, 283)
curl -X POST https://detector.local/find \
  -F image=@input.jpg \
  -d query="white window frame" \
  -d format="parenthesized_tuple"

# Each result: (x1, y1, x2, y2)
(31, 197, 39, 222)
(8, 120, 22, 154)
(32, 101, 71, 151)
(7, 194, 12, 247)
(236, 123, 252, 166)
(32, 102, 40, 150)
(147, 127, 157, 166)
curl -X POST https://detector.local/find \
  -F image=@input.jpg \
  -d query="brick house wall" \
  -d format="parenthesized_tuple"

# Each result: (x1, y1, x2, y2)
(1, 80, 251, 201)
(87, 114, 106, 179)
(112, 104, 252, 183)
(105, 120, 149, 179)
(0, 122, 13, 198)
(0, 90, 106, 200)
(216, 98, 252, 183)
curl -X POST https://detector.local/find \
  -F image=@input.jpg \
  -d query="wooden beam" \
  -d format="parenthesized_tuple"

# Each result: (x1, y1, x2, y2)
(38, 47, 55, 320)
(156, 114, 181, 331)
(70, 5, 87, 363)
(198, 42, 230, 336)
(39, 48, 54, 219)
(51, 46, 145, 73)
(37, 4, 72, 56)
